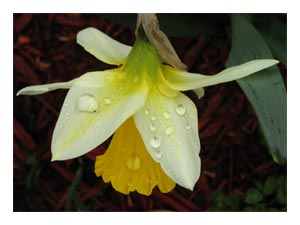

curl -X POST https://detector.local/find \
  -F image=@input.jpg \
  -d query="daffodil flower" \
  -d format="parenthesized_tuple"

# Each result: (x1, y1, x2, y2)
(17, 27, 278, 195)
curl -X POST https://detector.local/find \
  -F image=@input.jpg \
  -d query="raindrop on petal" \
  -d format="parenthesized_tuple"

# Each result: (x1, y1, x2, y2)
(150, 136, 162, 149)
(77, 94, 98, 113)
(126, 155, 141, 171)
(154, 149, 162, 158)
(163, 111, 171, 119)
(149, 122, 157, 131)
(150, 115, 156, 121)
(104, 98, 112, 105)
(144, 108, 150, 115)
(186, 123, 192, 130)
(175, 104, 186, 115)
(165, 126, 174, 135)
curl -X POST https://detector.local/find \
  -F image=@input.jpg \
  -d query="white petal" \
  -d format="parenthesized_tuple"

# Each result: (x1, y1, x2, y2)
(77, 27, 132, 65)
(162, 59, 279, 91)
(134, 88, 201, 190)
(193, 88, 205, 99)
(16, 79, 77, 96)
(51, 69, 148, 161)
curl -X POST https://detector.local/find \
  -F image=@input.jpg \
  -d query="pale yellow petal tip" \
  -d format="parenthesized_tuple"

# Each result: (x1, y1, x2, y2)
(51, 150, 67, 162)
(76, 27, 94, 43)
(16, 87, 33, 96)
(51, 154, 58, 162)
(16, 86, 49, 96)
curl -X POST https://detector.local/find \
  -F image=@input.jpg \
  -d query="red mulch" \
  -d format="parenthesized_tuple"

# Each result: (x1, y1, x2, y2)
(13, 13, 286, 211)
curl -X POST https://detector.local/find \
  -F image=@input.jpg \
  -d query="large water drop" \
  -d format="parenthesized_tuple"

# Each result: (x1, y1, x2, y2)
(175, 104, 186, 115)
(126, 155, 141, 171)
(77, 94, 98, 113)
(150, 136, 162, 149)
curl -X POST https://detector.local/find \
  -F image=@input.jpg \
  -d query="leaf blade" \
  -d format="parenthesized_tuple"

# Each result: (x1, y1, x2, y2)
(226, 14, 287, 164)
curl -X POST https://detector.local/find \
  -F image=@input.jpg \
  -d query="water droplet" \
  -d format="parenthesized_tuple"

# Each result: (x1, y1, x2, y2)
(65, 112, 70, 116)
(144, 108, 150, 115)
(165, 126, 174, 135)
(150, 136, 162, 149)
(186, 123, 192, 130)
(154, 149, 162, 158)
(175, 104, 186, 115)
(126, 155, 141, 171)
(149, 122, 157, 131)
(77, 94, 98, 113)
(163, 111, 171, 119)
(150, 115, 156, 121)
(64, 102, 69, 107)
(104, 98, 112, 105)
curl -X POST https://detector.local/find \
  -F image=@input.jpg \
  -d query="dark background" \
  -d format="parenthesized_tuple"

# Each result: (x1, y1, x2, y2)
(13, 14, 286, 211)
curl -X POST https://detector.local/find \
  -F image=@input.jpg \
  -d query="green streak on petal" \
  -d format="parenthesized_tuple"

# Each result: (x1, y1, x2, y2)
(122, 34, 164, 86)
(51, 70, 148, 161)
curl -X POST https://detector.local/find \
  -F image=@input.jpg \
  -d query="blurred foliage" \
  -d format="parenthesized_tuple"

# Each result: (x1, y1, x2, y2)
(64, 165, 87, 211)
(208, 175, 287, 212)
(25, 154, 43, 190)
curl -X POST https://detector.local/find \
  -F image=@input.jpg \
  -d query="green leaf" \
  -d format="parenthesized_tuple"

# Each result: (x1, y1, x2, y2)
(276, 187, 287, 205)
(65, 166, 83, 211)
(245, 188, 264, 204)
(253, 203, 267, 211)
(212, 191, 226, 209)
(73, 192, 89, 212)
(277, 175, 287, 188)
(254, 15, 287, 66)
(263, 176, 277, 195)
(226, 14, 287, 164)
(224, 193, 240, 210)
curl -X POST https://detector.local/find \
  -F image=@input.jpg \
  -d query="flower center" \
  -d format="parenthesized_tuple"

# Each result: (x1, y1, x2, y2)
(122, 34, 163, 85)
(121, 34, 179, 98)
